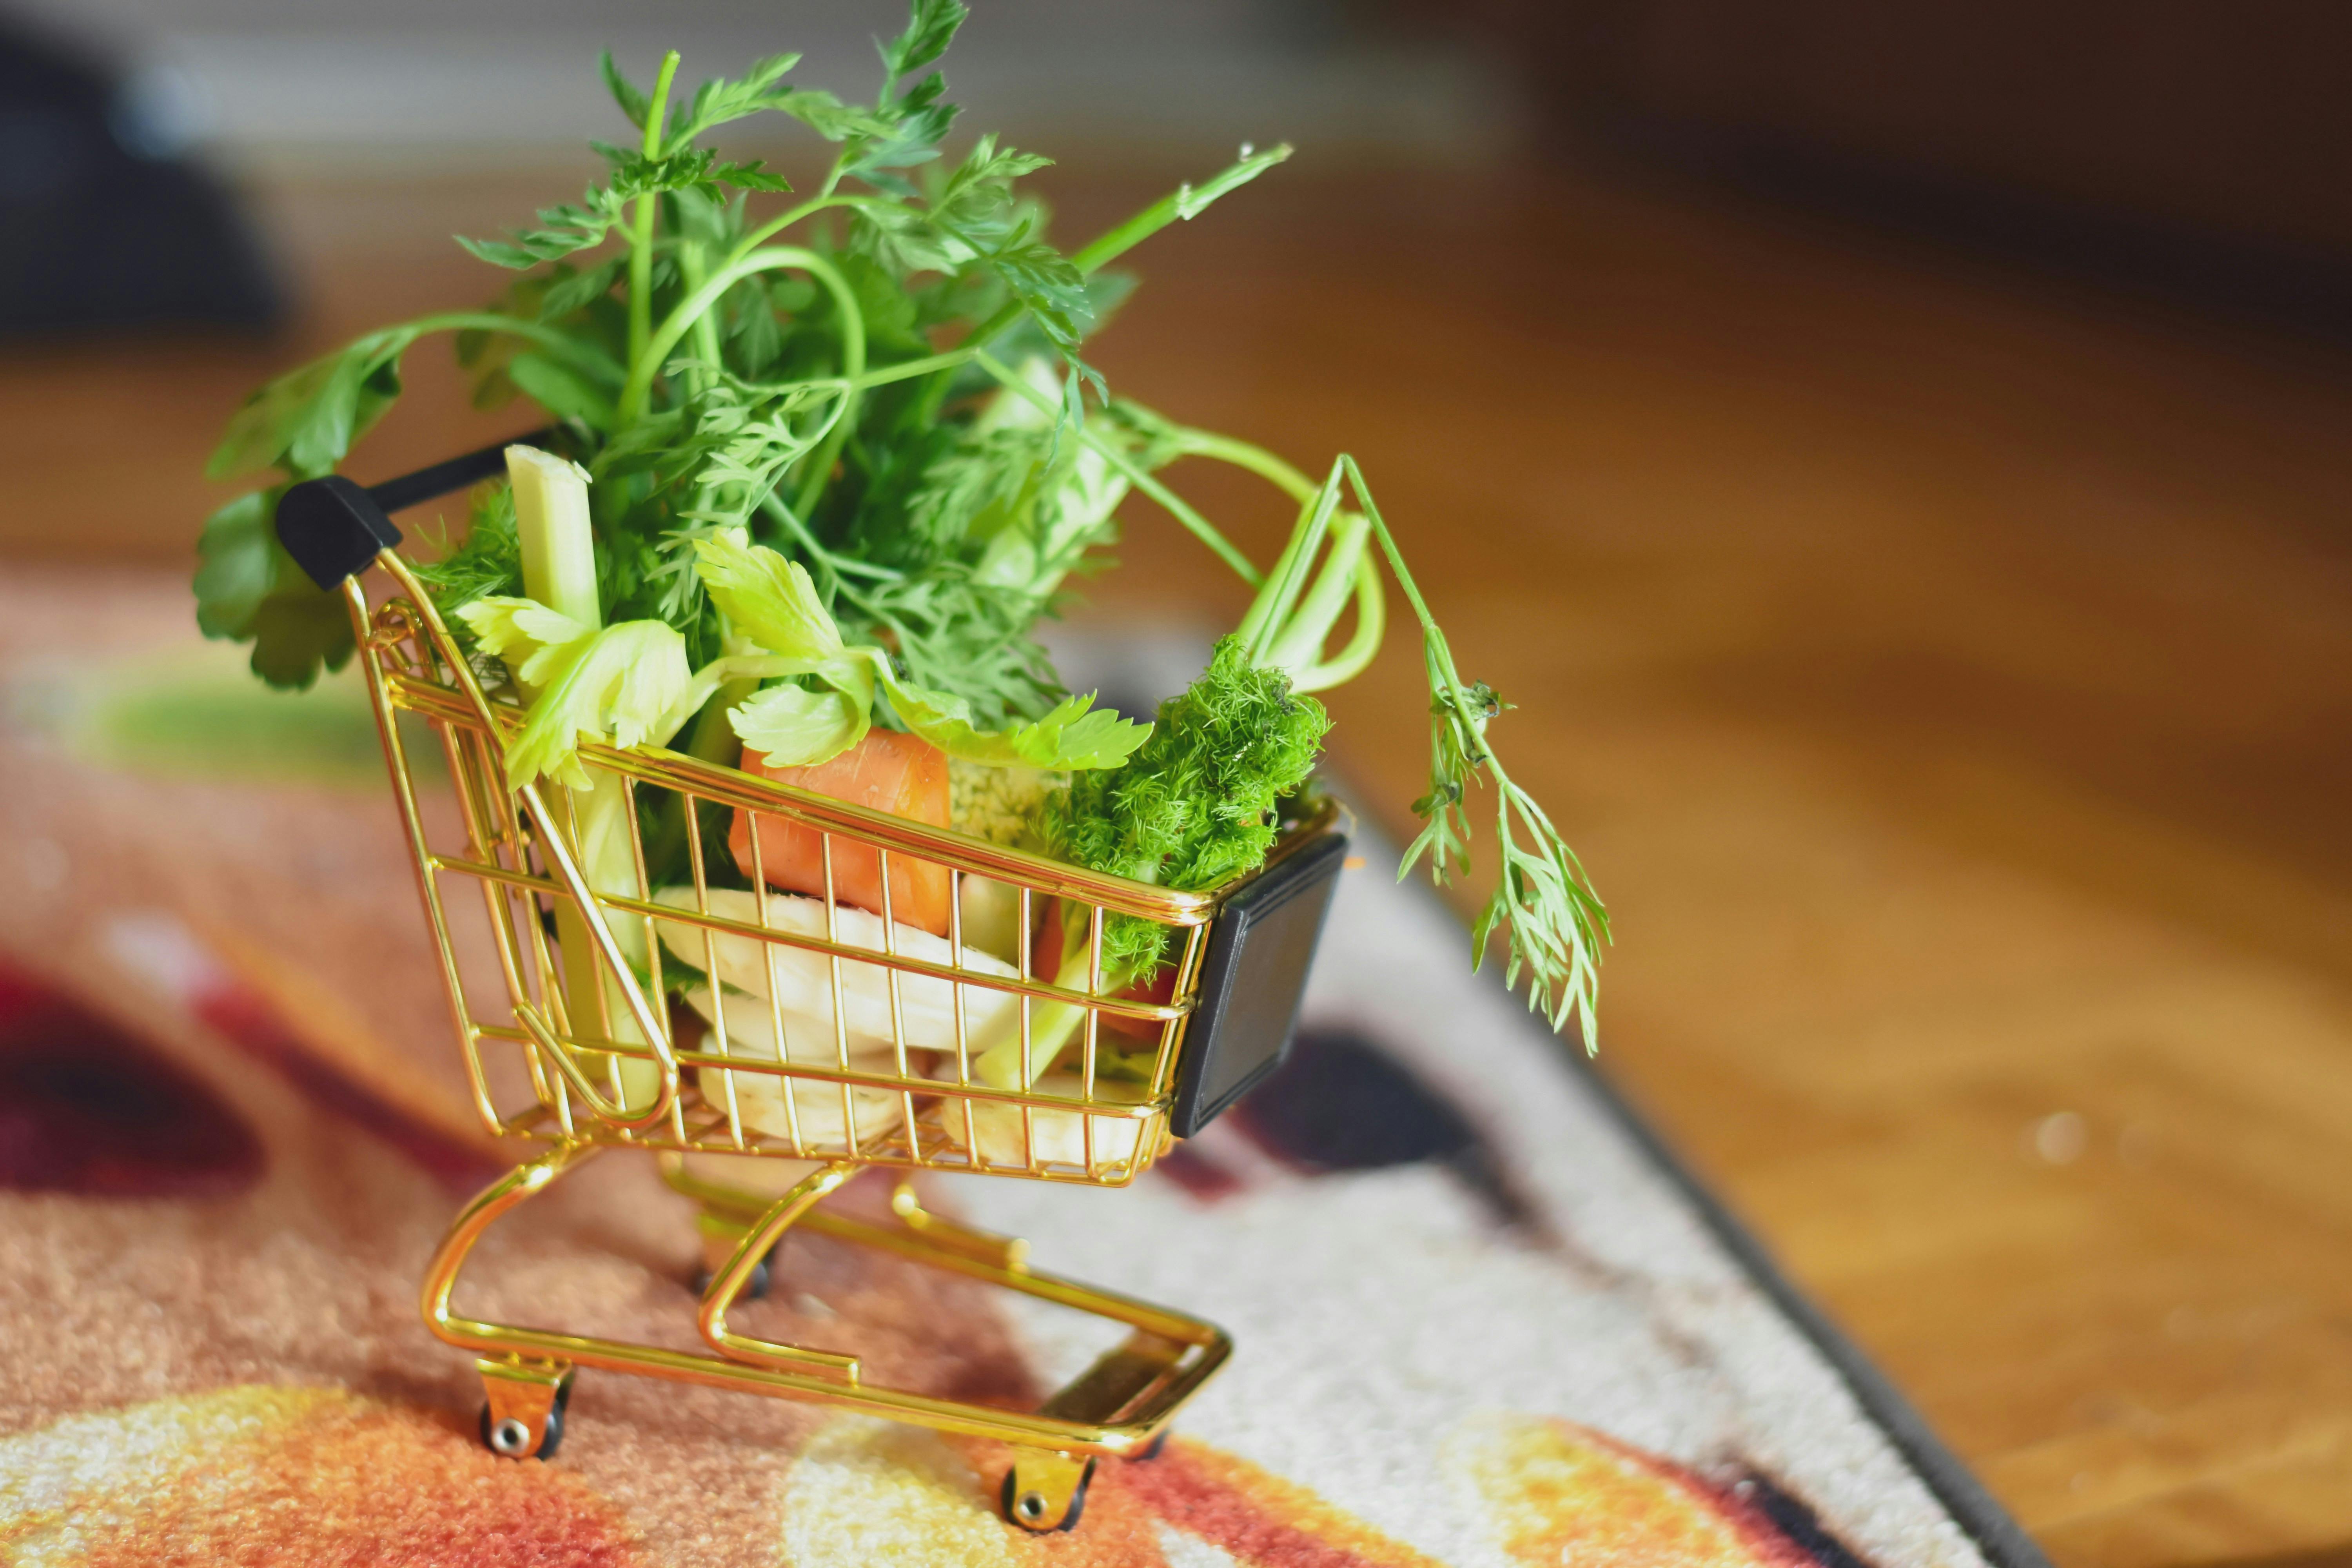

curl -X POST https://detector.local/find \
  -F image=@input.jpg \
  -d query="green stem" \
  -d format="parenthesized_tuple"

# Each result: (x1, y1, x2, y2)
(1158, 430, 1385, 685)
(1167, 429, 1318, 502)
(680, 244, 723, 371)
(1264, 512, 1374, 673)
(973, 350, 1260, 585)
(1339, 455, 1440, 630)
(619, 246, 864, 426)
(725, 193, 897, 269)
(1285, 550, 1387, 693)
(790, 288, 868, 517)
(1068, 144, 1293, 276)
(403, 312, 623, 384)
(849, 346, 976, 390)
(627, 52, 682, 376)
(1236, 466, 1340, 660)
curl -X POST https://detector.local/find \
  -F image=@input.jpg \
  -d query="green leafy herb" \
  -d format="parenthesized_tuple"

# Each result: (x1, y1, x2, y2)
(191, 0, 1609, 1047)
(1045, 635, 1330, 974)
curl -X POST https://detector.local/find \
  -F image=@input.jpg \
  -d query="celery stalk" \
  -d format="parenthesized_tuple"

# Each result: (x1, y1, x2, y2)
(971, 922, 1132, 1090)
(509, 446, 600, 626)
(505, 445, 658, 1109)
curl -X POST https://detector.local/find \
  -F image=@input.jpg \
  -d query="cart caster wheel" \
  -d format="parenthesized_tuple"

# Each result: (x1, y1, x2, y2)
(479, 1376, 569, 1460)
(693, 1253, 771, 1301)
(1002, 1454, 1095, 1532)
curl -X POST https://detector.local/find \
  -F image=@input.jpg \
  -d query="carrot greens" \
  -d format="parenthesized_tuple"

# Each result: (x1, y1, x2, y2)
(193, 0, 1608, 1051)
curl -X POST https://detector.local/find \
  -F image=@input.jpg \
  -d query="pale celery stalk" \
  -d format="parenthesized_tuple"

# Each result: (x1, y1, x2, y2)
(510, 445, 599, 626)
(971, 932, 1125, 1091)
(506, 445, 658, 1108)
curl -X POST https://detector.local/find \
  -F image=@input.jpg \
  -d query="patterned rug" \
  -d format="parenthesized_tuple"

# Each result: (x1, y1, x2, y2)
(0, 570, 2043, 1568)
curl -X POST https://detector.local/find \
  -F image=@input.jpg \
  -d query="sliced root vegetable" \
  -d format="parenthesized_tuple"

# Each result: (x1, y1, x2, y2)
(681, 982, 900, 1065)
(935, 1075, 1153, 1172)
(682, 985, 908, 1147)
(655, 887, 1019, 1051)
(705, 1071, 906, 1151)
(731, 731, 953, 935)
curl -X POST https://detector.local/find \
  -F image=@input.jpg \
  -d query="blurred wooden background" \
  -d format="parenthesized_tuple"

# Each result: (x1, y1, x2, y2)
(6, 121, 2352, 1568)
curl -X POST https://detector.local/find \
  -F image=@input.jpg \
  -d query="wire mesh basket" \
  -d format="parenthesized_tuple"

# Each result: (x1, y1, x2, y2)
(366, 574, 1344, 1184)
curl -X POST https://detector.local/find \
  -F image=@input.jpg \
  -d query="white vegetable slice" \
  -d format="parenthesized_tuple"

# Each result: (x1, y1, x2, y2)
(935, 1074, 1154, 1172)
(683, 984, 906, 1148)
(655, 887, 1020, 1051)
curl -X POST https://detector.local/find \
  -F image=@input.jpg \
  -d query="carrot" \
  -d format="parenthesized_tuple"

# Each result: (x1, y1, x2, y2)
(1102, 961, 1178, 1041)
(730, 730, 954, 936)
(1028, 897, 1178, 1041)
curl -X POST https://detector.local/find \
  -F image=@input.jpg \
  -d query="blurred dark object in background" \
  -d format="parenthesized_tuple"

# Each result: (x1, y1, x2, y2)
(1446, 0, 2352, 336)
(0, 13, 279, 338)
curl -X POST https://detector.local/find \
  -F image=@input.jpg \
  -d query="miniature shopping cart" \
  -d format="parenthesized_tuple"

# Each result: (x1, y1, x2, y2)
(275, 439, 1350, 1532)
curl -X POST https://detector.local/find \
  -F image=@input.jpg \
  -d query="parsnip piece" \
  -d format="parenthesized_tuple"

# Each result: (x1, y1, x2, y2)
(684, 985, 906, 1147)
(936, 1074, 1152, 1172)
(655, 887, 1019, 1049)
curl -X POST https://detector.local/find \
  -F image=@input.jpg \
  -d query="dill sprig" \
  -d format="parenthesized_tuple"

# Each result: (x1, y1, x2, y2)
(1338, 457, 1610, 1051)
(1044, 636, 1329, 975)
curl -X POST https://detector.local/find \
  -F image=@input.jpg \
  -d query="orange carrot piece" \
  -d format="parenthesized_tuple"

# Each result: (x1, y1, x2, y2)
(730, 730, 954, 936)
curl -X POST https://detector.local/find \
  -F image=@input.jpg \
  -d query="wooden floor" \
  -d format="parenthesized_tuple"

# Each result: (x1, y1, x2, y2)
(8, 160, 2352, 1568)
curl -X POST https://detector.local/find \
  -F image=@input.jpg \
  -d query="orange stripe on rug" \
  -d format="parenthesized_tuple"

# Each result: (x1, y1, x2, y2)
(1120, 1439, 1444, 1568)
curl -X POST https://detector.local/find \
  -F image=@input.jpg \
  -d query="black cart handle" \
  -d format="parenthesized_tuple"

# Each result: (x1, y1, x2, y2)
(275, 427, 557, 591)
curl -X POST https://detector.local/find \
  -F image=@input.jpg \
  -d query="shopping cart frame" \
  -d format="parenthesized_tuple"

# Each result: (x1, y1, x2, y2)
(277, 438, 1350, 1530)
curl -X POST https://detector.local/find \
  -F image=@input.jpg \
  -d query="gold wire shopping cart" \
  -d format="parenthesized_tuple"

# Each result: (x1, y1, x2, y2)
(276, 443, 1350, 1532)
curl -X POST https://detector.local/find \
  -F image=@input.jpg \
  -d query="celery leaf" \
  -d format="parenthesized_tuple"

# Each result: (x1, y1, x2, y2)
(207, 328, 415, 481)
(456, 596, 595, 691)
(878, 673, 1148, 771)
(729, 675, 872, 767)
(192, 487, 356, 690)
(692, 527, 841, 664)
(497, 619, 693, 789)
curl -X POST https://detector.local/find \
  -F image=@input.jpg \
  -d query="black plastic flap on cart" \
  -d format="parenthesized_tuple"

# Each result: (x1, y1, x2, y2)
(1169, 827, 1350, 1138)
(276, 475, 402, 591)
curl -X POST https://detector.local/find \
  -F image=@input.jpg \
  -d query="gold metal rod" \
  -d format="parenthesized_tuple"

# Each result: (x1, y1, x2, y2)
(349, 578, 496, 1134)
(421, 1150, 1214, 1452)
(384, 670, 1331, 922)
(874, 848, 919, 1156)
(1156, 923, 1212, 1096)
(426, 714, 509, 1132)
(744, 813, 809, 1157)
(681, 793, 745, 1149)
(514, 777, 680, 1130)
(431, 856, 1194, 1020)
(514, 1002, 662, 1126)
(820, 832, 856, 1161)
(947, 868, 973, 1163)
(466, 1019, 1165, 1117)
(697, 1161, 861, 1379)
